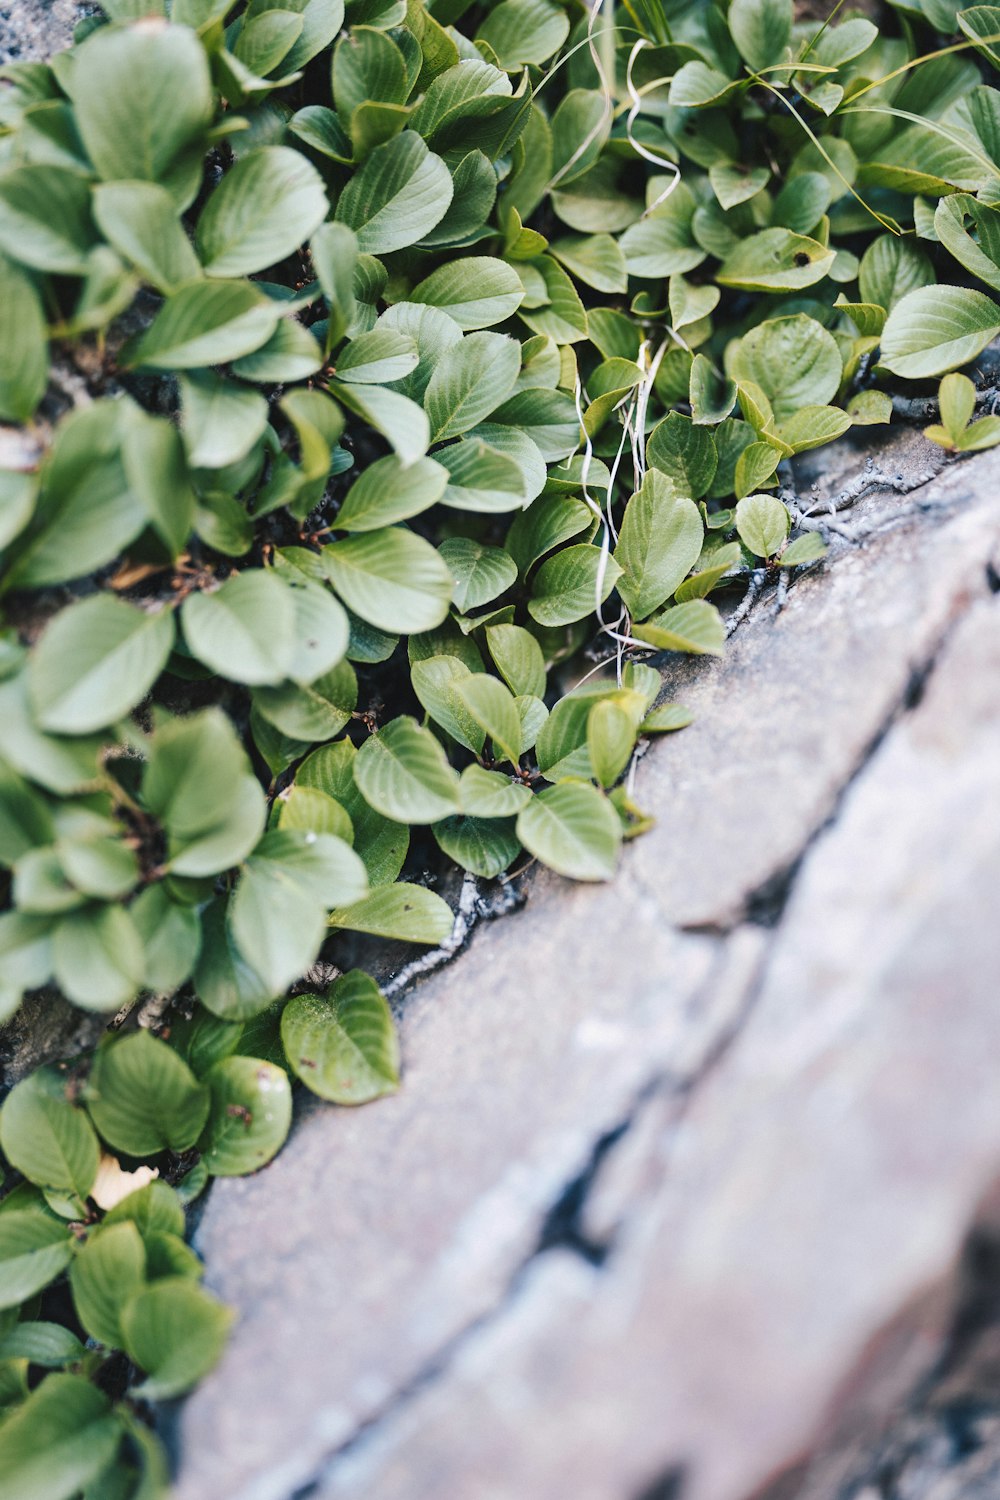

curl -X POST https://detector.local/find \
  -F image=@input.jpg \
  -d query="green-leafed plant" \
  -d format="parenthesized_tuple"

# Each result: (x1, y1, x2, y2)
(3, 0, 1000, 1487)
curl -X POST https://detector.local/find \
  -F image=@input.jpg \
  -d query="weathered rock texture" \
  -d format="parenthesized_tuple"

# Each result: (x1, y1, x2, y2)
(167, 420, 1000, 1500)
(0, 0, 79, 63)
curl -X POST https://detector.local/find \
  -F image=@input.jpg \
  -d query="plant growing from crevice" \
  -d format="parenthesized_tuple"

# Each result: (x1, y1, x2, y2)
(3, 0, 1000, 1488)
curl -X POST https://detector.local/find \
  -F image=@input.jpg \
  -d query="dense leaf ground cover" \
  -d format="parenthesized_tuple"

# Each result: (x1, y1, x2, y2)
(2, 0, 1000, 1490)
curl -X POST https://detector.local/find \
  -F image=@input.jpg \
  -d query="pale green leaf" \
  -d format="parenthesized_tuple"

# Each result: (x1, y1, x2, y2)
(281, 972, 398, 1103)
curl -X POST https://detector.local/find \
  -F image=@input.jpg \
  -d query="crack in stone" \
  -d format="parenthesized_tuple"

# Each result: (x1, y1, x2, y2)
(272, 932, 774, 1500)
(680, 568, 992, 939)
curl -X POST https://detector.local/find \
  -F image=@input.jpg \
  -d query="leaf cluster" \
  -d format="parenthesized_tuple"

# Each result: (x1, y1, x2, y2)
(4, 0, 1000, 1479)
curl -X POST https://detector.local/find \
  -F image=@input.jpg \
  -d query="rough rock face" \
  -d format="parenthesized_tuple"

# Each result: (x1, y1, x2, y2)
(167, 420, 1000, 1500)
(0, 0, 80, 63)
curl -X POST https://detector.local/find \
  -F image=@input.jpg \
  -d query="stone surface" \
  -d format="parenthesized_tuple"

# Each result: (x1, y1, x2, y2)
(170, 427, 1000, 1500)
(0, 0, 79, 63)
(307, 594, 1000, 1500)
(170, 877, 762, 1500)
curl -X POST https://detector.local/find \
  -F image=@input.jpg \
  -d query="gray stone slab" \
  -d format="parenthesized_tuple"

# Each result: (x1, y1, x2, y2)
(307, 591, 1000, 1500)
(172, 881, 761, 1500)
(0, 0, 80, 64)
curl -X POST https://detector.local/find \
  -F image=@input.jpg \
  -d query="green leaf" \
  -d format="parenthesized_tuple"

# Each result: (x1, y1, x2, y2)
(518, 255, 589, 345)
(880, 285, 1000, 379)
(486, 623, 546, 698)
(734, 440, 781, 498)
(335, 454, 447, 530)
(86, 1032, 210, 1157)
(408, 57, 511, 144)
(354, 715, 460, 822)
(620, 182, 704, 280)
(0, 1212, 74, 1311)
(322, 528, 453, 632)
(198, 1057, 292, 1175)
(516, 781, 622, 881)
(641, 703, 694, 732)
(477, 0, 570, 68)
(735, 493, 790, 558)
(121, 1277, 232, 1399)
(182, 571, 296, 686)
(27, 597, 175, 734)
(328, 882, 454, 942)
(668, 61, 741, 109)
(433, 814, 520, 878)
(0, 1323, 84, 1368)
(121, 409, 196, 558)
(70, 24, 213, 194)
(717, 228, 835, 293)
(92, 181, 201, 292)
(646, 415, 718, 500)
(281, 972, 399, 1103)
(410, 654, 484, 752)
(957, 413, 1000, 451)
(281, 576, 351, 684)
(127, 280, 281, 370)
(56, 904, 144, 1012)
(168, 1009, 242, 1081)
(0, 1373, 122, 1500)
(587, 699, 636, 788)
(253, 658, 357, 741)
(847, 389, 893, 425)
(333, 381, 431, 464)
(336, 328, 418, 384)
(729, 0, 792, 72)
(179, 372, 269, 471)
(296, 738, 408, 886)
(194, 897, 276, 1022)
(229, 829, 367, 993)
(689, 353, 737, 426)
(2, 1066, 99, 1201)
(411, 256, 524, 329)
(0, 257, 47, 423)
(143, 708, 267, 878)
(528, 544, 622, 627)
(438, 539, 517, 611)
(231, 318, 323, 382)
(775, 405, 852, 454)
(435, 436, 533, 514)
(939, 371, 978, 441)
(335, 131, 453, 253)
(778, 532, 828, 568)
(458, 763, 532, 816)
(234, 9, 303, 75)
(709, 163, 770, 211)
(632, 599, 726, 656)
(488, 387, 581, 461)
(550, 233, 627, 294)
(0, 678, 103, 796)
(0, 165, 95, 274)
(615, 469, 704, 619)
(311, 221, 358, 344)
(858, 235, 934, 311)
(425, 331, 521, 441)
(453, 674, 522, 764)
(331, 23, 407, 117)
(731, 314, 842, 421)
(70, 1222, 146, 1348)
